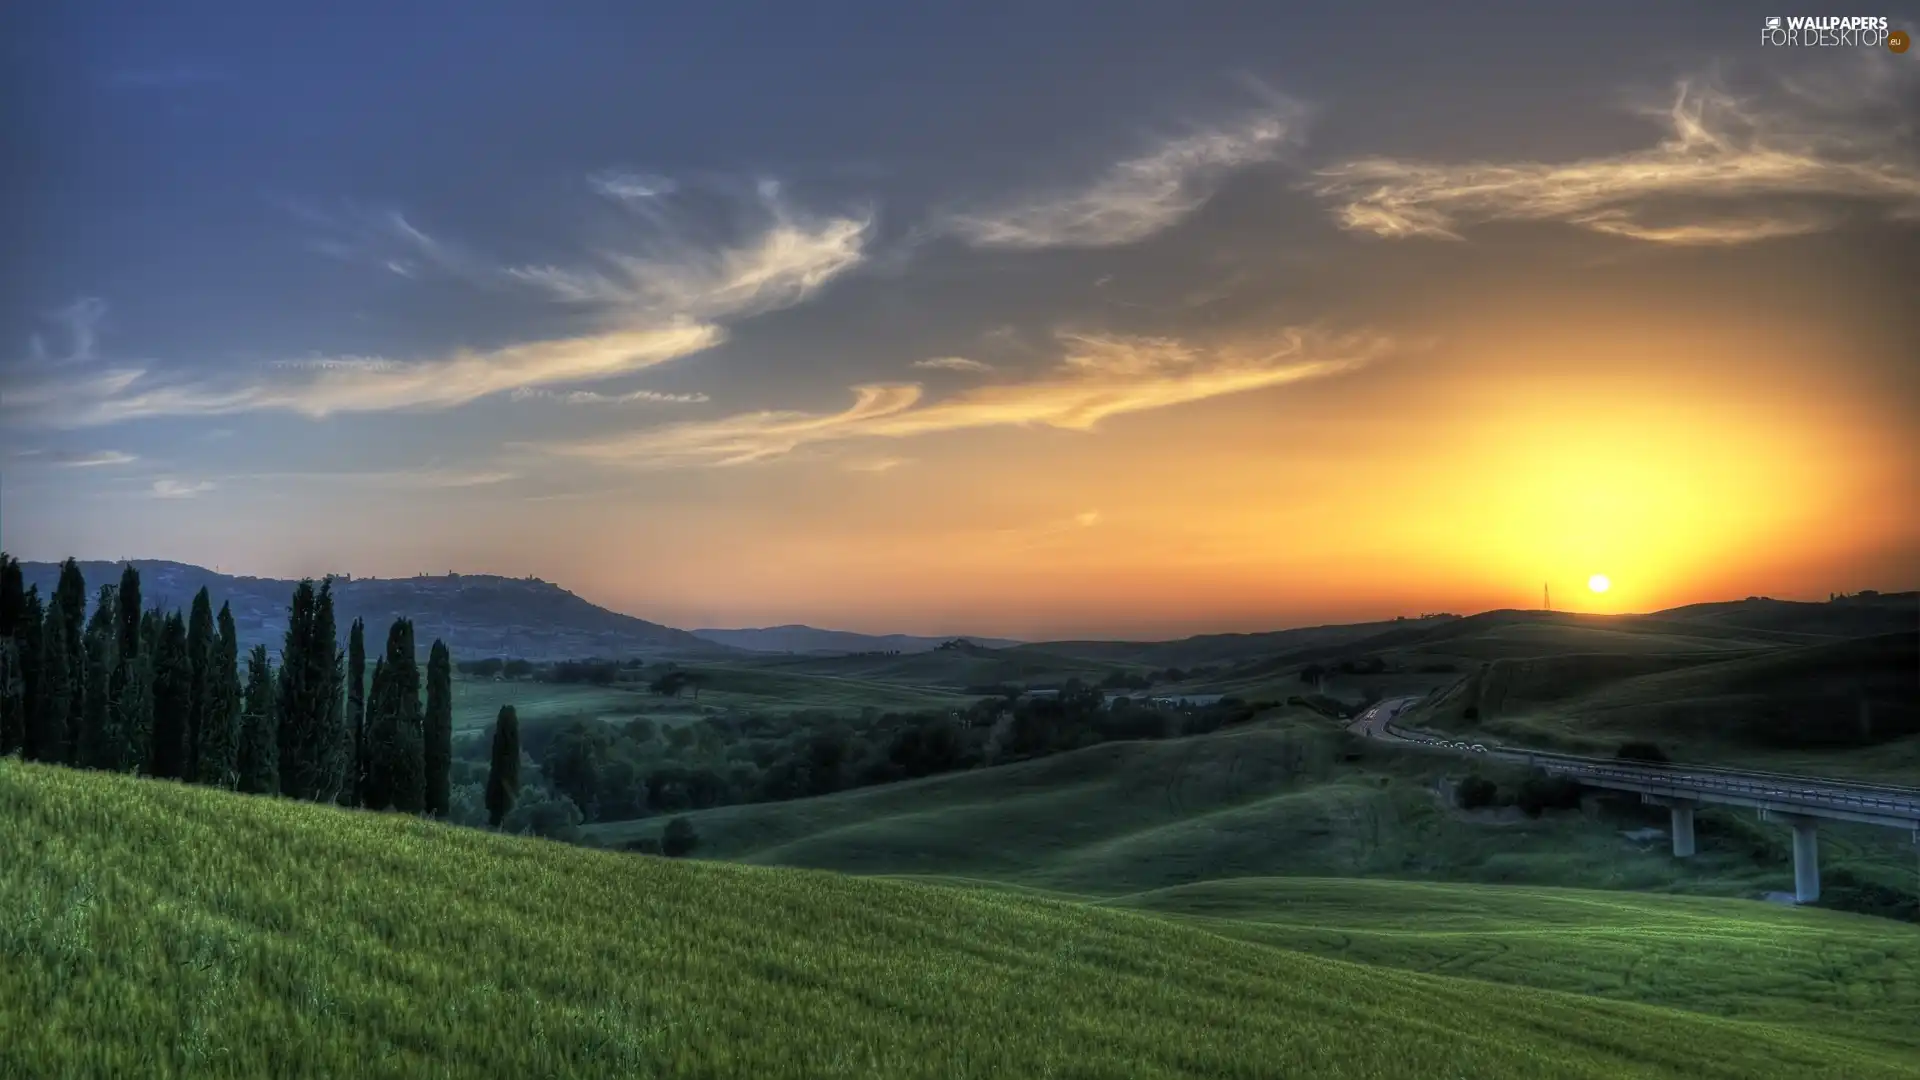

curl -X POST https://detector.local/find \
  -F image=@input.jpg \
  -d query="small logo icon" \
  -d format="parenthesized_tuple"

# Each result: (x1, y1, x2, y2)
(1891, 29, 1911, 52)
(1765, 17, 1782, 30)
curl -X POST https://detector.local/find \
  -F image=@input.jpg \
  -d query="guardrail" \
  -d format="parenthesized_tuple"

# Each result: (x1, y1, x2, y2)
(1512, 747, 1920, 797)
(1377, 715, 1920, 814)
(1524, 758, 1920, 816)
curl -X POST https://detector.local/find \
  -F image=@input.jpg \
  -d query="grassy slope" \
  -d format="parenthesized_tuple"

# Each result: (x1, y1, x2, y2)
(451, 677, 652, 731)
(583, 719, 1827, 899)
(15, 763, 1914, 1079)
(1409, 633, 1920, 781)
(451, 669, 977, 732)
(738, 645, 1126, 688)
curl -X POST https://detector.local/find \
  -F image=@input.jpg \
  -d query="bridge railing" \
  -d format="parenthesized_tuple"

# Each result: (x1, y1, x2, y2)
(1515, 748, 1920, 797)
(1526, 758, 1920, 815)
(1378, 715, 1920, 810)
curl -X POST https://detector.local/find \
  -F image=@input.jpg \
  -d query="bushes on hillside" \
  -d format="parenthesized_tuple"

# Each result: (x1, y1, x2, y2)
(1616, 741, 1670, 764)
(1456, 775, 1499, 810)
(1515, 775, 1585, 818)
(449, 681, 1286, 831)
(662, 816, 698, 857)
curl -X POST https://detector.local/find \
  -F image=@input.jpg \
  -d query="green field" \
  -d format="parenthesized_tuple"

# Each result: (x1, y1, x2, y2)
(451, 676, 658, 732)
(1405, 631, 1920, 782)
(734, 643, 1132, 690)
(452, 667, 981, 733)
(7, 760, 1917, 1079)
(581, 716, 1839, 898)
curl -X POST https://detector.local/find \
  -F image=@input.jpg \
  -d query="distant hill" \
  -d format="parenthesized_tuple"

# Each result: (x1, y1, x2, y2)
(1651, 592, 1918, 639)
(14, 560, 728, 661)
(1026, 617, 1448, 667)
(691, 625, 1023, 654)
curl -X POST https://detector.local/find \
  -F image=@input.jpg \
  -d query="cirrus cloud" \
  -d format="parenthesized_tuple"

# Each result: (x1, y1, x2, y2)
(536, 327, 1393, 468)
(6, 182, 871, 428)
(911, 356, 993, 374)
(945, 99, 1312, 250)
(1310, 63, 1920, 245)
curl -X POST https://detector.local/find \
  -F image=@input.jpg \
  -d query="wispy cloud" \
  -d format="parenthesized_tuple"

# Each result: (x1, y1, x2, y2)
(214, 467, 522, 491)
(10, 181, 871, 428)
(537, 327, 1392, 468)
(911, 356, 993, 374)
(301, 206, 497, 283)
(50, 449, 138, 468)
(150, 479, 214, 499)
(842, 456, 908, 473)
(507, 181, 872, 319)
(588, 169, 679, 201)
(1310, 63, 1920, 245)
(7, 323, 722, 426)
(510, 386, 710, 405)
(945, 99, 1311, 249)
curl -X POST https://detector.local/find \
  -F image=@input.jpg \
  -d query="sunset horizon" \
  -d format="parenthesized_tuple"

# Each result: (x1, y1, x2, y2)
(6, 4, 1917, 641)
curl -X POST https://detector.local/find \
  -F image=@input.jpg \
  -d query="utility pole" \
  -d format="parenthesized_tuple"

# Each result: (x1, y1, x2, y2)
(1543, 582, 1551, 612)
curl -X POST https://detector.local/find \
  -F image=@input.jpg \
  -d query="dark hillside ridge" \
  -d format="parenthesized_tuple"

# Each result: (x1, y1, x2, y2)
(691, 625, 1024, 654)
(15, 560, 730, 661)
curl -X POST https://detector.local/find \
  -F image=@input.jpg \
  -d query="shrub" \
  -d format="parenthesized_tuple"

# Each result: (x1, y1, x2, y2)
(662, 816, 698, 858)
(1615, 741, 1669, 764)
(1515, 775, 1584, 818)
(1456, 775, 1499, 810)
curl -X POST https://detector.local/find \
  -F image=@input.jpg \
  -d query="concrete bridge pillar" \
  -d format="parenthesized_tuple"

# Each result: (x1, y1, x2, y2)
(1669, 802, 1696, 858)
(1760, 809, 1823, 904)
(1642, 795, 1698, 858)
(1788, 816, 1820, 904)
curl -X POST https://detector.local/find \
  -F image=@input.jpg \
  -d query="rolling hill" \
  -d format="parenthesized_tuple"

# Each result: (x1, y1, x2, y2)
(7, 759, 1916, 1079)
(14, 560, 729, 662)
(1411, 631, 1920, 776)
(690, 625, 1022, 654)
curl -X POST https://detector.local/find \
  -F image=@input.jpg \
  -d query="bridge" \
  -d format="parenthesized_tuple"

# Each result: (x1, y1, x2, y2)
(1355, 699, 1920, 904)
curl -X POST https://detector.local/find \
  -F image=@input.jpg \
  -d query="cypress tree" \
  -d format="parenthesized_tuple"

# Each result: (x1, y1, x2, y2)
(0, 554, 20, 639)
(17, 588, 44, 760)
(0, 554, 24, 756)
(236, 645, 278, 795)
(79, 586, 118, 769)
(424, 639, 453, 817)
(384, 619, 425, 814)
(195, 602, 242, 788)
(34, 594, 72, 765)
(149, 612, 192, 779)
(110, 565, 150, 773)
(185, 587, 215, 782)
(362, 657, 393, 810)
(314, 580, 346, 803)
(485, 704, 520, 828)
(54, 559, 86, 763)
(347, 618, 366, 806)
(275, 580, 313, 796)
(271, 577, 347, 802)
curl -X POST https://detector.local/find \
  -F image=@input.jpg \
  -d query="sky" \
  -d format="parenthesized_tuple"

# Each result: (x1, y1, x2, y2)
(3, 2, 1917, 639)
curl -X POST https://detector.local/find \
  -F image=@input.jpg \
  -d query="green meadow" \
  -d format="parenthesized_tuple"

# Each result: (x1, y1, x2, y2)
(7, 759, 1918, 1080)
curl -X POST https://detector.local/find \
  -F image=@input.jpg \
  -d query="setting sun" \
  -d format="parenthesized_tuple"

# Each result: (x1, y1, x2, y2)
(1588, 574, 1612, 594)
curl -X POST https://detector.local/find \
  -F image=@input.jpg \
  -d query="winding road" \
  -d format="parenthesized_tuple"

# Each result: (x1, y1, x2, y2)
(1346, 696, 1920, 902)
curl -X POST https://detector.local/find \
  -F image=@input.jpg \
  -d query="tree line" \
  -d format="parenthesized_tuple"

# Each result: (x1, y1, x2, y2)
(0, 554, 525, 824)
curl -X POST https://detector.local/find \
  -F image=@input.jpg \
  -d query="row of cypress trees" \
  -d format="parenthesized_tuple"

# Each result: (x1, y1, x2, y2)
(0, 555, 457, 818)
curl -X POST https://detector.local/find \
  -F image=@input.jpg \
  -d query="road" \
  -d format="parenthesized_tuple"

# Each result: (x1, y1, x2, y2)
(1346, 697, 1920, 831)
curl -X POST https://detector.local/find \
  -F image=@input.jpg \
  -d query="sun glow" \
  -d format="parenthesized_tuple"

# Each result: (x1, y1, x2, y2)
(1588, 574, 1611, 593)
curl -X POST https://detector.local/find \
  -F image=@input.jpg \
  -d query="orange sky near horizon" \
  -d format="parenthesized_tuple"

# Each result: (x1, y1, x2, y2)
(8, 27, 1919, 642)
(437, 294, 1917, 638)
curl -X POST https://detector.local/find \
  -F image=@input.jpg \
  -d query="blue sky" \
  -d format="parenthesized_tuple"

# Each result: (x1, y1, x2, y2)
(3, 2, 1917, 636)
